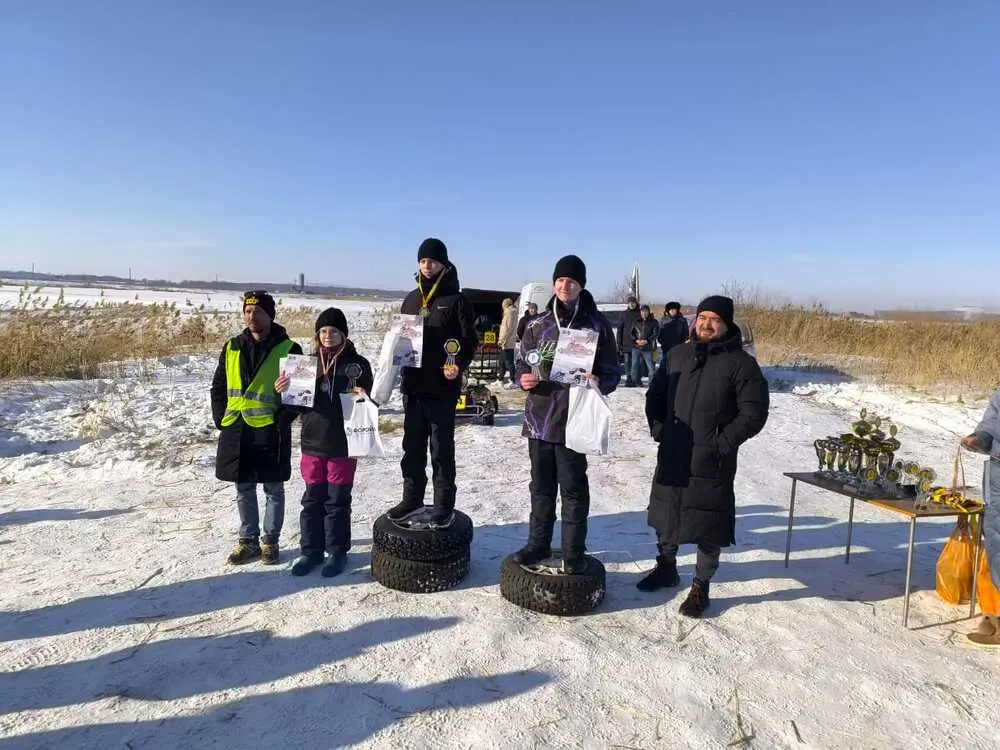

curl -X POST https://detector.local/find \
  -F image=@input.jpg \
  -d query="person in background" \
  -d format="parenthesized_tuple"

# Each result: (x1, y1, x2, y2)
(618, 296, 640, 386)
(275, 307, 373, 578)
(659, 301, 690, 353)
(639, 295, 769, 617)
(211, 291, 302, 566)
(517, 302, 539, 342)
(630, 304, 659, 388)
(497, 297, 518, 385)
(960, 388, 1000, 646)
(513, 255, 621, 573)
(388, 238, 478, 527)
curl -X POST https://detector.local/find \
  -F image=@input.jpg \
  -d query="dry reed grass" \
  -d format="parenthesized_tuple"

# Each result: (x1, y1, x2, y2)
(0, 286, 397, 381)
(739, 304, 1000, 394)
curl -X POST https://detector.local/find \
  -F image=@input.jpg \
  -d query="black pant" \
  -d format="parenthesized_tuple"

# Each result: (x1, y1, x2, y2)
(500, 349, 516, 380)
(300, 483, 352, 557)
(527, 439, 590, 556)
(400, 395, 457, 509)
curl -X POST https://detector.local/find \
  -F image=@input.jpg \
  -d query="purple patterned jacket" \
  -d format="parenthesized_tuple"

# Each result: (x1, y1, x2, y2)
(515, 290, 621, 444)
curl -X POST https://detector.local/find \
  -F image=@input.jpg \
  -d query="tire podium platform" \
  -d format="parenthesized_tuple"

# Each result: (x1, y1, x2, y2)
(499, 552, 606, 616)
(370, 509, 473, 593)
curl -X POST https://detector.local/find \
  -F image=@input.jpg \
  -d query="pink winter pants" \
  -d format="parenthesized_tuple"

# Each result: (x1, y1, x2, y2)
(300, 455, 358, 486)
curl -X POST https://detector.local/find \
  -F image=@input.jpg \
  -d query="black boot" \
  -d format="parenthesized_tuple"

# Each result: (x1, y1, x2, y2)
(561, 553, 586, 575)
(636, 556, 680, 592)
(429, 493, 455, 527)
(290, 554, 323, 576)
(387, 496, 424, 521)
(679, 578, 711, 618)
(321, 551, 348, 578)
(512, 545, 551, 566)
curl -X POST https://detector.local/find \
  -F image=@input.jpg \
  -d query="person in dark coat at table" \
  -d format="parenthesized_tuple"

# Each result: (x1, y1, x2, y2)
(638, 295, 769, 617)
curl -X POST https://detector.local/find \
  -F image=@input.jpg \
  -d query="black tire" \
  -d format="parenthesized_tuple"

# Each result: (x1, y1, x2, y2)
(371, 510, 474, 562)
(499, 553, 606, 616)
(371, 545, 470, 593)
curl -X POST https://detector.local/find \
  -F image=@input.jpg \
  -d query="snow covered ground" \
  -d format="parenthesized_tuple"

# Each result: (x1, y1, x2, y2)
(1, 296, 998, 749)
(0, 279, 399, 316)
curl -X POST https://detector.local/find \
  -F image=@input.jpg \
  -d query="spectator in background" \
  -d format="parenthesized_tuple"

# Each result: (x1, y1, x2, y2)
(630, 304, 659, 387)
(517, 302, 539, 342)
(659, 301, 690, 353)
(618, 296, 640, 386)
(497, 298, 518, 385)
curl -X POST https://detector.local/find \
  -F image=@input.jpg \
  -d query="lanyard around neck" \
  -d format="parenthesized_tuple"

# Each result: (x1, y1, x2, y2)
(417, 271, 446, 311)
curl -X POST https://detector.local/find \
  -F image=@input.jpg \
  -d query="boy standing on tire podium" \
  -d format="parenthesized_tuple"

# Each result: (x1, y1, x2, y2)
(387, 238, 478, 527)
(513, 255, 621, 573)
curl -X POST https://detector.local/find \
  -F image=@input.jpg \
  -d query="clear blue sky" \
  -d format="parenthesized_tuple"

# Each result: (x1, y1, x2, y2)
(1, 1, 997, 311)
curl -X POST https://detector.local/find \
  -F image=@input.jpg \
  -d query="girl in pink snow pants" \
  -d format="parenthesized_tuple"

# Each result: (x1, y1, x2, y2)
(276, 307, 373, 577)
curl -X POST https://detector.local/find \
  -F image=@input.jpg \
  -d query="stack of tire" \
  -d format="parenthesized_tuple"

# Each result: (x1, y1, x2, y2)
(370, 510, 474, 593)
(499, 551, 606, 616)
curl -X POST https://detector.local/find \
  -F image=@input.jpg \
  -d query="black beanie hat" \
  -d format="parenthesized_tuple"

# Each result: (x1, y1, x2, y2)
(696, 295, 735, 328)
(552, 254, 587, 288)
(243, 290, 276, 321)
(418, 237, 449, 265)
(314, 307, 348, 336)
(665, 301, 681, 311)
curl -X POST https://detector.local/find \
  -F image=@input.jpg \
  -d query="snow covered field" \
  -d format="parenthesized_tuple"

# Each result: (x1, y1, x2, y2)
(1, 294, 998, 749)
(0, 279, 399, 316)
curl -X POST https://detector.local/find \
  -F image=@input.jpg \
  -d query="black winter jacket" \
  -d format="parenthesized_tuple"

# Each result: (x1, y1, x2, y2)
(644, 328, 769, 546)
(210, 324, 303, 483)
(293, 340, 375, 459)
(616, 306, 640, 353)
(399, 264, 478, 401)
(631, 317, 660, 352)
(658, 315, 690, 352)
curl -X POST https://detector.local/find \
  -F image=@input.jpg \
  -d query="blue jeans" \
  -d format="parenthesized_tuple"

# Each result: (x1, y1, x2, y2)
(236, 481, 285, 541)
(631, 349, 654, 385)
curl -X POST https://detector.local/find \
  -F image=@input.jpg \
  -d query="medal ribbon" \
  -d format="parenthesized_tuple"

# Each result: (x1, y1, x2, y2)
(417, 269, 447, 311)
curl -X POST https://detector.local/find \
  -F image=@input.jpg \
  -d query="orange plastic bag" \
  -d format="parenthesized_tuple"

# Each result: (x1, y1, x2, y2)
(977, 550, 1000, 616)
(935, 518, 975, 605)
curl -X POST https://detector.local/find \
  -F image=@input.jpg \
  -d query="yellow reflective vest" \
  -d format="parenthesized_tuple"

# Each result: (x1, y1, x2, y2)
(220, 338, 295, 428)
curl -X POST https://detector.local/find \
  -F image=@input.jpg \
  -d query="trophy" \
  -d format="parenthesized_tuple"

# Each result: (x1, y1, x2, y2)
(851, 408, 872, 438)
(813, 439, 828, 474)
(845, 443, 864, 488)
(442, 339, 461, 379)
(914, 467, 936, 510)
(824, 440, 837, 473)
(835, 439, 850, 478)
(345, 362, 363, 392)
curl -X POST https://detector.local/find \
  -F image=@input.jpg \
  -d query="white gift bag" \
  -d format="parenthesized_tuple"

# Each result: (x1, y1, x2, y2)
(370, 329, 401, 406)
(564, 383, 612, 456)
(341, 394, 385, 458)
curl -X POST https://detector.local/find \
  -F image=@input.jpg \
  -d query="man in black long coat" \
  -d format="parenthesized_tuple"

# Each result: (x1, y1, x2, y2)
(638, 295, 769, 617)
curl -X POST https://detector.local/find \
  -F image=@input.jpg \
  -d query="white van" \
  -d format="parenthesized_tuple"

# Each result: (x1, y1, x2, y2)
(516, 282, 552, 321)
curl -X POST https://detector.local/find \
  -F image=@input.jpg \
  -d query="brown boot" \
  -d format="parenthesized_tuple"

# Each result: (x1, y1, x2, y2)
(260, 536, 280, 565)
(227, 538, 261, 565)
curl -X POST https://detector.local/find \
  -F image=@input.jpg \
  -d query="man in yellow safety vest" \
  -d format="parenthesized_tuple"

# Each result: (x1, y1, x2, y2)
(211, 290, 302, 565)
